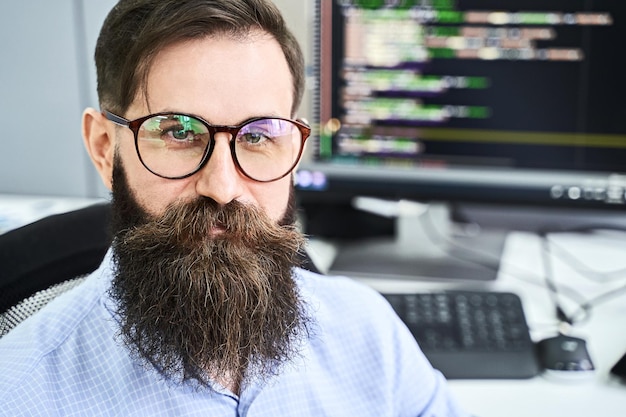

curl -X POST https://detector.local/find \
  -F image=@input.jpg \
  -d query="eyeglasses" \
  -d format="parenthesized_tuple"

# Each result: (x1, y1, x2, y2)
(104, 111, 311, 182)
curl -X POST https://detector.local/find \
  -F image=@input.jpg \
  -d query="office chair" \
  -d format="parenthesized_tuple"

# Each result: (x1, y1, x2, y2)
(0, 201, 320, 337)
(0, 203, 112, 336)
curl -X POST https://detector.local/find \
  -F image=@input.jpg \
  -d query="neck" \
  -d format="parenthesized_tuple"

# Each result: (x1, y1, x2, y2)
(215, 372, 241, 395)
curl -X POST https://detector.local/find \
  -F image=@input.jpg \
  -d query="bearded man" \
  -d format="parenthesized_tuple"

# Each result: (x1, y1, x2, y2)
(0, 1, 467, 415)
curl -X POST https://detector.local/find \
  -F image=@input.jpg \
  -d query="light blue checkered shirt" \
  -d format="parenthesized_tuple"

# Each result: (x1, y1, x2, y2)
(0, 251, 468, 416)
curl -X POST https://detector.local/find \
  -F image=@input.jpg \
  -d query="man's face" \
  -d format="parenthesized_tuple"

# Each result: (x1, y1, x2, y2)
(114, 31, 296, 220)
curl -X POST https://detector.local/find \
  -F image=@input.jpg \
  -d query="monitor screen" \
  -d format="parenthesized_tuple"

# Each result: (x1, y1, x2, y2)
(295, 0, 626, 281)
(297, 0, 626, 207)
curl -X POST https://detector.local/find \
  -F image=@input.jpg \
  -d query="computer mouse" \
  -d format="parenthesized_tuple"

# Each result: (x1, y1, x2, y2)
(610, 349, 626, 381)
(536, 334, 595, 380)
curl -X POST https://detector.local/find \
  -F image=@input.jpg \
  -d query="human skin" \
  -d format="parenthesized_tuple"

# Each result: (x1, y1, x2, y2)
(82, 30, 296, 223)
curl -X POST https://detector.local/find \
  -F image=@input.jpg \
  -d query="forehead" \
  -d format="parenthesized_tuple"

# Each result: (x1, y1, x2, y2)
(136, 32, 294, 123)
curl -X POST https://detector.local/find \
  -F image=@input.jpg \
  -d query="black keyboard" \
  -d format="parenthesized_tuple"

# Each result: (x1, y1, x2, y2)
(383, 291, 540, 379)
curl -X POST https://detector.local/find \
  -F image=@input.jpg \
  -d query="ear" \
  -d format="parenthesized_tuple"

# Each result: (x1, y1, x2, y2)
(82, 108, 115, 190)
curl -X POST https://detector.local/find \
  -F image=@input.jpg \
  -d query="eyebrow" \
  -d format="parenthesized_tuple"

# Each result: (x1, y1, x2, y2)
(156, 109, 285, 125)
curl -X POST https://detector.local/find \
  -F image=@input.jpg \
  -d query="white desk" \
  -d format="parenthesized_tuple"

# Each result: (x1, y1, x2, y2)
(314, 230, 626, 417)
(3, 195, 626, 416)
(0, 194, 107, 234)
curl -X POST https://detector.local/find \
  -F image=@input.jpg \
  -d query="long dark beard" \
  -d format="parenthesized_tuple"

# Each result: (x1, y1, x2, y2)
(109, 159, 309, 389)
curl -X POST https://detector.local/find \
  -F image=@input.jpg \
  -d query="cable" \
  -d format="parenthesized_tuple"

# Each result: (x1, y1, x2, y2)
(539, 232, 590, 326)
(418, 205, 563, 289)
(568, 281, 626, 324)
(419, 205, 626, 328)
(544, 232, 626, 282)
(538, 228, 626, 325)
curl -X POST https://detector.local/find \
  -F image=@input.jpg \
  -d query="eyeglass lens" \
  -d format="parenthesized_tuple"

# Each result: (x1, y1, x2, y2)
(136, 114, 304, 181)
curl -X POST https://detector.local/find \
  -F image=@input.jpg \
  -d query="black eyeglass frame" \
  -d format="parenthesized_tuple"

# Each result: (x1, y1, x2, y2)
(104, 110, 311, 182)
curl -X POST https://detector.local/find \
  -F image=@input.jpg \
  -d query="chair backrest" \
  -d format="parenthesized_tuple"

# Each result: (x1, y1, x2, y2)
(0, 201, 320, 337)
(0, 203, 112, 335)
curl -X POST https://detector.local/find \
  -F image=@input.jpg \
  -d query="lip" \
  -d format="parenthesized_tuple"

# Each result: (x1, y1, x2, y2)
(208, 224, 227, 237)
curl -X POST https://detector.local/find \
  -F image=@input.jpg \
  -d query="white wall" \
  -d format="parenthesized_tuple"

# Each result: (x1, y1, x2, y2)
(274, 0, 316, 123)
(0, 0, 116, 198)
(0, 0, 315, 198)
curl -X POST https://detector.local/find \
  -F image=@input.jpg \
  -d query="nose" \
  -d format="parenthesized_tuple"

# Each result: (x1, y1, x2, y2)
(194, 133, 244, 205)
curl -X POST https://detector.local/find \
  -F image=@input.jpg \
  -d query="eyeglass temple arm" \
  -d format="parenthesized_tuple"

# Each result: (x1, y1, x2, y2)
(103, 110, 130, 127)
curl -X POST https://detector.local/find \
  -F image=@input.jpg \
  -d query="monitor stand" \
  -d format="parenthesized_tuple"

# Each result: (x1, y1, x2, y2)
(326, 198, 507, 282)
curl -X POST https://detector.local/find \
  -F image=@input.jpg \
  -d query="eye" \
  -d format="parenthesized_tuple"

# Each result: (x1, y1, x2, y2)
(238, 119, 284, 146)
(156, 115, 207, 144)
(164, 125, 195, 141)
(240, 131, 270, 145)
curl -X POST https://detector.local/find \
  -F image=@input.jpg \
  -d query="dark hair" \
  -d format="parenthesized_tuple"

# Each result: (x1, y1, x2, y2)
(95, 0, 305, 116)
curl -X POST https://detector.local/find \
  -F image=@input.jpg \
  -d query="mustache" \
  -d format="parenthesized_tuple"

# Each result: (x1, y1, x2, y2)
(118, 197, 302, 251)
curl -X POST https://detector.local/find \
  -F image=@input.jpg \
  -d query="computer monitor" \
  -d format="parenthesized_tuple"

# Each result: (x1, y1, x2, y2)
(295, 0, 626, 281)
